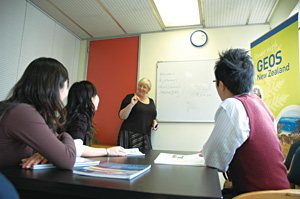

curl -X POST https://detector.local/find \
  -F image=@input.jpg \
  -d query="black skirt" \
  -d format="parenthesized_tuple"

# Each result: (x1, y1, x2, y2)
(117, 130, 152, 151)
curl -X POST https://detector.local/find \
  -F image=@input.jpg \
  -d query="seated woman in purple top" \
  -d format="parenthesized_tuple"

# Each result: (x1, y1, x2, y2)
(0, 57, 76, 169)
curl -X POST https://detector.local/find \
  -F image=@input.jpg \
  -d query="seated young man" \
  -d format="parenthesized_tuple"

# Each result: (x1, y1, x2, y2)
(201, 49, 290, 199)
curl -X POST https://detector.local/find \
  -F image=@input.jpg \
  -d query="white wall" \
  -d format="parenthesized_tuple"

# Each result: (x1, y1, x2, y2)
(289, 1, 300, 26)
(269, 0, 299, 29)
(0, 0, 80, 100)
(139, 25, 270, 151)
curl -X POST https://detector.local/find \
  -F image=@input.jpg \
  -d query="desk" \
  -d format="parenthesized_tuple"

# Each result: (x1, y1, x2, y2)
(0, 150, 222, 199)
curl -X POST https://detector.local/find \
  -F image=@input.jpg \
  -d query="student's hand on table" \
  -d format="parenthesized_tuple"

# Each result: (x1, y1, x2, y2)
(199, 150, 203, 157)
(21, 153, 48, 169)
(107, 146, 127, 156)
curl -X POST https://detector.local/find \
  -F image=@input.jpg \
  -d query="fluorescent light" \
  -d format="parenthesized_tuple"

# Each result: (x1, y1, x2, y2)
(154, 0, 200, 27)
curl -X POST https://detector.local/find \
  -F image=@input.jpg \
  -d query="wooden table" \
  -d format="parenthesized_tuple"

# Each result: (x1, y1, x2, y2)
(0, 150, 222, 199)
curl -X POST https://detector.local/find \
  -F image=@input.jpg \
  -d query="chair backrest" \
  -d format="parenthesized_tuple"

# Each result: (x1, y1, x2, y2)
(233, 189, 300, 199)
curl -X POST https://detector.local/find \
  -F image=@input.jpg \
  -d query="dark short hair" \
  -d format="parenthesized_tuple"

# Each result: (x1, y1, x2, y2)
(214, 49, 254, 95)
(2, 57, 69, 132)
(64, 81, 98, 142)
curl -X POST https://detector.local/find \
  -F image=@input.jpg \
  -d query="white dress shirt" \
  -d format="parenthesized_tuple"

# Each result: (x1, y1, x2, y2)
(202, 97, 250, 172)
(202, 96, 277, 172)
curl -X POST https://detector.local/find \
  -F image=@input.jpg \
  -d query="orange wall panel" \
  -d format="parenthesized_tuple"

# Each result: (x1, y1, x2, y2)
(87, 37, 139, 145)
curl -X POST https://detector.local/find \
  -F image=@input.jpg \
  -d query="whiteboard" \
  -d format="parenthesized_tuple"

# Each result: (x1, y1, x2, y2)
(156, 60, 221, 122)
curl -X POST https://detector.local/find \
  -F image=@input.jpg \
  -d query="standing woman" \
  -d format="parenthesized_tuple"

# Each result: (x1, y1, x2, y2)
(64, 81, 126, 157)
(0, 57, 76, 169)
(117, 78, 158, 151)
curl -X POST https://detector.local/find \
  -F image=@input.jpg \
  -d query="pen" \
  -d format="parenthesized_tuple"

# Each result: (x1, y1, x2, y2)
(155, 123, 159, 128)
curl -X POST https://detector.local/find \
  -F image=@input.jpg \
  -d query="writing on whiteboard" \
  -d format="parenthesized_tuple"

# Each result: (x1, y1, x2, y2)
(159, 72, 180, 97)
(159, 72, 213, 98)
(156, 60, 221, 122)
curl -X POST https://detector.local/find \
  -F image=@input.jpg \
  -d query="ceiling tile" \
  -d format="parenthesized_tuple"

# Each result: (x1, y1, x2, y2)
(28, 0, 278, 39)
(29, 0, 90, 38)
(49, 0, 125, 38)
(204, 0, 252, 27)
(248, 0, 277, 24)
(101, 0, 162, 34)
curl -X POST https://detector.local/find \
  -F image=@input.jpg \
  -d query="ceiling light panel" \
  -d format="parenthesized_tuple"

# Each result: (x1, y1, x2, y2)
(248, 0, 277, 24)
(204, 0, 252, 27)
(101, 0, 162, 33)
(154, 0, 200, 27)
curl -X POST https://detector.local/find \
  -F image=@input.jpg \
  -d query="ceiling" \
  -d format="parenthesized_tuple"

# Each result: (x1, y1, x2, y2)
(28, 0, 278, 40)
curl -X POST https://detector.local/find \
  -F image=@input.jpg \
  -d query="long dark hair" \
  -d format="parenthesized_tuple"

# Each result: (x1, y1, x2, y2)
(0, 57, 69, 132)
(65, 81, 98, 141)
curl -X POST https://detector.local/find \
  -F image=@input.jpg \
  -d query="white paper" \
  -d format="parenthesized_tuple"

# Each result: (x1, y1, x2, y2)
(125, 148, 145, 157)
(154, 153, 206, 166)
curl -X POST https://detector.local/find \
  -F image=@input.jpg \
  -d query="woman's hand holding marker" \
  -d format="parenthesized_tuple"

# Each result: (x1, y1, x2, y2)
(152, 120, 159, 130)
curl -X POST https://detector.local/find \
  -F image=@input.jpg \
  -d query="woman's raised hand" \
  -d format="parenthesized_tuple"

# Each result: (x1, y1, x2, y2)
(131, 95, 139, 106)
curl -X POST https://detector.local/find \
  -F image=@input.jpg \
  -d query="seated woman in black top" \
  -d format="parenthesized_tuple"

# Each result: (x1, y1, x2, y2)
(285, 140, 300, 169)
(64, 81, 126, 157)
(285, 140, 300, 187)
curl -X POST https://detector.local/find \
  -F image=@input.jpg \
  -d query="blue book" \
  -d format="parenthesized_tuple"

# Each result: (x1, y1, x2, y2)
(73, 162, 151, 180)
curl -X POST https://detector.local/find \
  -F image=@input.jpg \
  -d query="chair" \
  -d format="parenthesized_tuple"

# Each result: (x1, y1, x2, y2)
(233, 189, 300, 199)
(0, 173, 19, 199)
(222, 171, 232, 189)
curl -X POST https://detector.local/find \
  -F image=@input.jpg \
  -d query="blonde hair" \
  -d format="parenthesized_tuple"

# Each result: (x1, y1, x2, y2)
(138, 78, 152, 90)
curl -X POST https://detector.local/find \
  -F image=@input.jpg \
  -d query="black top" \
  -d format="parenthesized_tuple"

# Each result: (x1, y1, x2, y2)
(284, 140, 300, 169)
(65, 114, 88, 144)
(119, 94, 157, 135)
(288, 146, 300, 185)
(285, 140, 300, 185)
